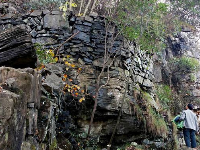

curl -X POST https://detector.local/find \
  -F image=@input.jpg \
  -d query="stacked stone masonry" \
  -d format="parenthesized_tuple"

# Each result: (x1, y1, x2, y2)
(0, 5, 154, 90)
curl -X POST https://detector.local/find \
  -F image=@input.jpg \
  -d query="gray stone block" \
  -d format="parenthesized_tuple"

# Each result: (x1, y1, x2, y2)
(42, 9, 50, 15)
(51, 10, 61, 15)
(74, 31, 90, 43)
(43, 14, 69, 29)
(84, 16, 93, 22)
(30, 10, 42, 16)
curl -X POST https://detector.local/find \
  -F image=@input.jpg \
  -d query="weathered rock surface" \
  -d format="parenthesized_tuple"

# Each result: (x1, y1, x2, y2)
(0, 67, 41, 150)
(0, 27, 37, 68)
(156, 26, 200, 108)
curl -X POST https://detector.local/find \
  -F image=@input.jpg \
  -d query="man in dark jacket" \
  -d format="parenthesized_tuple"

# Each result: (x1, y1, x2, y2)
(180, 103, 199, 150)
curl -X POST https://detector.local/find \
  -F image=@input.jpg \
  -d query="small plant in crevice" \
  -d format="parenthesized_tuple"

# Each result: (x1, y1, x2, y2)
(34, 43, 58, 65)
(61, 55, 86, 103)
(147, 106, 168, 138)
(35, 42, 86, 103)
(49, 138, 58, 150)
(131, 90, 168, 139)
(156, 84, 172, 110)
(35, 43, 89, 149)
(59, 0, 77, 19)
(190, 73, 196, 82)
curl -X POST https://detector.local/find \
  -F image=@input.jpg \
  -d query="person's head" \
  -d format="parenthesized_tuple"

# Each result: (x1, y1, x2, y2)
(186, 103, 193, 110)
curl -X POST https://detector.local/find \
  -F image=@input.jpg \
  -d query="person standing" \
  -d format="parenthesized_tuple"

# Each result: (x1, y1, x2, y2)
(180, 103, 199, 150)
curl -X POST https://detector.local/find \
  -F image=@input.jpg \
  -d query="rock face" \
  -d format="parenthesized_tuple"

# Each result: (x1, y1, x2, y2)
(156, 26, 200, 109)
(0, 67, 41, 150)
(0, 5, 171, 150)
(0, 27, 37, 68)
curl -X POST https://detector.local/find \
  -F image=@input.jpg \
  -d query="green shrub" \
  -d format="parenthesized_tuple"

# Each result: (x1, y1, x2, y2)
(156, 85, 172, 109)
(34, 43, 58, 64)
(171, 57, 199, 72)
(49, 138, 57, 150)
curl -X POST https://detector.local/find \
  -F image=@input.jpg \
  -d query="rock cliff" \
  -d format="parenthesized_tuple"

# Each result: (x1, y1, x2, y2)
(1, 2, 200, 150)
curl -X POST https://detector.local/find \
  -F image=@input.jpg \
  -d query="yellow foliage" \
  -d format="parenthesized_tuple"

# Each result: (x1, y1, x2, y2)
(71, 2, 77, 7)
(65, 84, 70, 88)
(79, 97, 85, 103)
(59, 1, 77, 19)
(73, 85, 80, 90)
(75, 93, 79, 96)
(50, 52, 54, 57)
(54, 57, 58, 62)
(65, 61, 71, 66)
(71, 64, 75, 68)
(56, 53, 87, 104)
(48, 49, 53, 53)
(46, 49, 55, 57)
(37, 64, 45, 71)
(63, 74, 68, 78)
(62, 12, 67, 18)
(78, 13, 83, 17)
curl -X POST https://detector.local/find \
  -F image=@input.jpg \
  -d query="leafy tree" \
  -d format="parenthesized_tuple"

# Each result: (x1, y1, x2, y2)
(110, 0, 178, 53)
(169, 0, 200, 25)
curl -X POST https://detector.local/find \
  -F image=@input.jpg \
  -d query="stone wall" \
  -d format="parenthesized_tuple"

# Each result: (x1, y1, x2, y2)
(0, 3, 155, 87)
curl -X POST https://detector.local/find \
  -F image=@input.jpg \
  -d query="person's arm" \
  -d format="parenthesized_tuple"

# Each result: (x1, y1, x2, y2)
(195, 115, 199, 133)
(179, 111, 186, 121)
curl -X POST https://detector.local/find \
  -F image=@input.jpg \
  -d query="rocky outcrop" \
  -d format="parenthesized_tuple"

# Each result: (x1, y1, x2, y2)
(0, 67, 41, 150)
(162, 26, 200, 104)
(0, 27, 37, 68)
(152, 23, 200, 118)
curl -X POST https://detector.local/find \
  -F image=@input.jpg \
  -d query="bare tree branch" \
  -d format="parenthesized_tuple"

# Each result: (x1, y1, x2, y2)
(55, 31, 80, 56)
(78, 0, 84, 15)
(87, 19, 120, 137)
(107, 70, 130, 150)
(69, 0, 73, 11)
(90, 0, 98, 13)
(83, 0, 91, 17)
